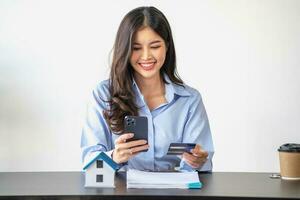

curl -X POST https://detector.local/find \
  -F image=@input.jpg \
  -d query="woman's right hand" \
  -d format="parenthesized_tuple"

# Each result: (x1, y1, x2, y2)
(112, 133, 149, 164)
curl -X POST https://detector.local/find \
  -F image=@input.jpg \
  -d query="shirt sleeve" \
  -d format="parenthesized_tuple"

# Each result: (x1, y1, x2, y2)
(179, 90, 214, 172)
(80, 82, 114, 165)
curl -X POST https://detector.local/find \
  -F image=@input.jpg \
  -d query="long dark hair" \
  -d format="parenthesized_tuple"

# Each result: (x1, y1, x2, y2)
(103, 6, 183, 134)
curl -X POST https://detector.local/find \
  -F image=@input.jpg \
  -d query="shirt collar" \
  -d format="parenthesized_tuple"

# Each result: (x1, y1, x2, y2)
(163, 73, 191, 98)
(132, 77, 145, 108)
(132, 73, 191, 108)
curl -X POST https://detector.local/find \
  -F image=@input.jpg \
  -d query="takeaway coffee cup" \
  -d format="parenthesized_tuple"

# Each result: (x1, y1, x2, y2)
(278, 143, 300, 180)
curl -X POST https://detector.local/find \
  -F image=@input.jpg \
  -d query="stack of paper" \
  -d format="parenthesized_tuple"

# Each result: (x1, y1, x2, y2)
(127, 169, 202, 189)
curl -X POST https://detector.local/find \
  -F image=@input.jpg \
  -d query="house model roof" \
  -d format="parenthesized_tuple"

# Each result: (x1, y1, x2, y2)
(83, 151, 121, 171)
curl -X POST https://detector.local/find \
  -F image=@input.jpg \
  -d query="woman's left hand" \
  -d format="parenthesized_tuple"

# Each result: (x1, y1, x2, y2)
(182, 144, 208, 169)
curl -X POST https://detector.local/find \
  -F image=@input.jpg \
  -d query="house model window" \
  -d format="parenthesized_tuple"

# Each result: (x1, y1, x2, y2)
(97, 160, 103, 168)
(96, 174, 103, 182)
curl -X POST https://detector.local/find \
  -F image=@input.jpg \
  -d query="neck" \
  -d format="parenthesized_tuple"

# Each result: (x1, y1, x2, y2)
(134, 73, 165, 97)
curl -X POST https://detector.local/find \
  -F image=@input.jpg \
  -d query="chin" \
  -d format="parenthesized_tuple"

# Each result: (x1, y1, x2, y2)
(132, 63, 159, 78)
(136, 70, 160, 80)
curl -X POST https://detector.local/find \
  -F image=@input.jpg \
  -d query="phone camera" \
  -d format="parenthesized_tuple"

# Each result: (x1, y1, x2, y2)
(125, 117, 135, 126)
(128, 121, 135, 125)
(126, 118, 133, 122)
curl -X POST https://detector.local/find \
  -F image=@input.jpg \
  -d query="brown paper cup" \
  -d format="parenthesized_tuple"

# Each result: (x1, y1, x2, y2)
(279, 152, 300, 180)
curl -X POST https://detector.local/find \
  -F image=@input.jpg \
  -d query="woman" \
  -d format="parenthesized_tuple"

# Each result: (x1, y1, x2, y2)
(81, 6, 214, 171)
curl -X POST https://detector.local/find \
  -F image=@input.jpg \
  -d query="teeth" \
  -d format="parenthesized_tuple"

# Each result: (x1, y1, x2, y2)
(140, 63, 155, 68)
(141, 64, 153, 67)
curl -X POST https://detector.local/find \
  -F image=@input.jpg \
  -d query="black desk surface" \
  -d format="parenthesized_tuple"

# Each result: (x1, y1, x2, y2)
(0, 171, 299, 200)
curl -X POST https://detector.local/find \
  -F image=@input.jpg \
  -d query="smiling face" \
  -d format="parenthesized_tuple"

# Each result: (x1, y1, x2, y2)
(130, 26, 167, 81)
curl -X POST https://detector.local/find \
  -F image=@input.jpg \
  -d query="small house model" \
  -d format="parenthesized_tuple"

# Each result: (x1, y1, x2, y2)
(83, 151, 120, 187)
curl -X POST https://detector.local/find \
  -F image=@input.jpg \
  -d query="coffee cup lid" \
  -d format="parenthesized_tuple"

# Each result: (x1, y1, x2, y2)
(278, 143, 300, 152)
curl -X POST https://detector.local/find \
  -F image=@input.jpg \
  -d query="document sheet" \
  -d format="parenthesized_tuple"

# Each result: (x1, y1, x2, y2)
(127, 169, 202, 189)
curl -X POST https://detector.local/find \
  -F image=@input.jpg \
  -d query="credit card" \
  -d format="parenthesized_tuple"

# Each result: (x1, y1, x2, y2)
(167, 143, 196, 155)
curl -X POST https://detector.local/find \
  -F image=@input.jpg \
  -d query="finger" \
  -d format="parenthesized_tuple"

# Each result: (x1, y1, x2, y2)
(183, 152, 207, 164)
(122, 144, 149, 160)
(118, 148, 134, 159)
(131, 144, 149, 153)
(192, 150, 208, 158)
(194, 144, 201, 151)
(184, 158, 201, 168)
(191, 146, 208, 158)
(115, 133, 134, 144)
(191, 144, 201, 154)
(183, 152, 199, 163)
(127, 148, 133, 155)
(119, 139, 148, 149)
(183, 153, 207, 167)
(124, 148, 142, 160)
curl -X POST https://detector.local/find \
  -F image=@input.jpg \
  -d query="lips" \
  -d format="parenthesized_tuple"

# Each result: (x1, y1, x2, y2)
(138, 62, 156, 71)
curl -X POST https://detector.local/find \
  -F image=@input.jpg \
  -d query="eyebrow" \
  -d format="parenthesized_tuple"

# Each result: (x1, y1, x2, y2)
(133, 40, 162, 45)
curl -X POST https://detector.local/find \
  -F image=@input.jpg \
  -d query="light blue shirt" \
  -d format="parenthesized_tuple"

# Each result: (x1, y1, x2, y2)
(81, 75, 214, 172)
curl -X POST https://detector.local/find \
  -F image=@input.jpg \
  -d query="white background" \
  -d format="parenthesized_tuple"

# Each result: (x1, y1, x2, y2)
(0, 0, 299, 172)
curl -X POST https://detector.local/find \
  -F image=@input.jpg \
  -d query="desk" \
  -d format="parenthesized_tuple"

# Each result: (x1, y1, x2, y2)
(0, 172, 299, 199)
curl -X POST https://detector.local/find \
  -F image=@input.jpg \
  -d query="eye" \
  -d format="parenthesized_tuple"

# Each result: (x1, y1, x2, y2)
(151, 46, 161, 49)
(133, 47, 141, 51)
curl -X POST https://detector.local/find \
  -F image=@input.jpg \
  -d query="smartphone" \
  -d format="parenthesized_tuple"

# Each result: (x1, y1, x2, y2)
(124, 116, 148, 143)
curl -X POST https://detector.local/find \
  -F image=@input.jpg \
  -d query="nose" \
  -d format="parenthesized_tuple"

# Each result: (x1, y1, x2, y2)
(141, 47, 152, 60)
